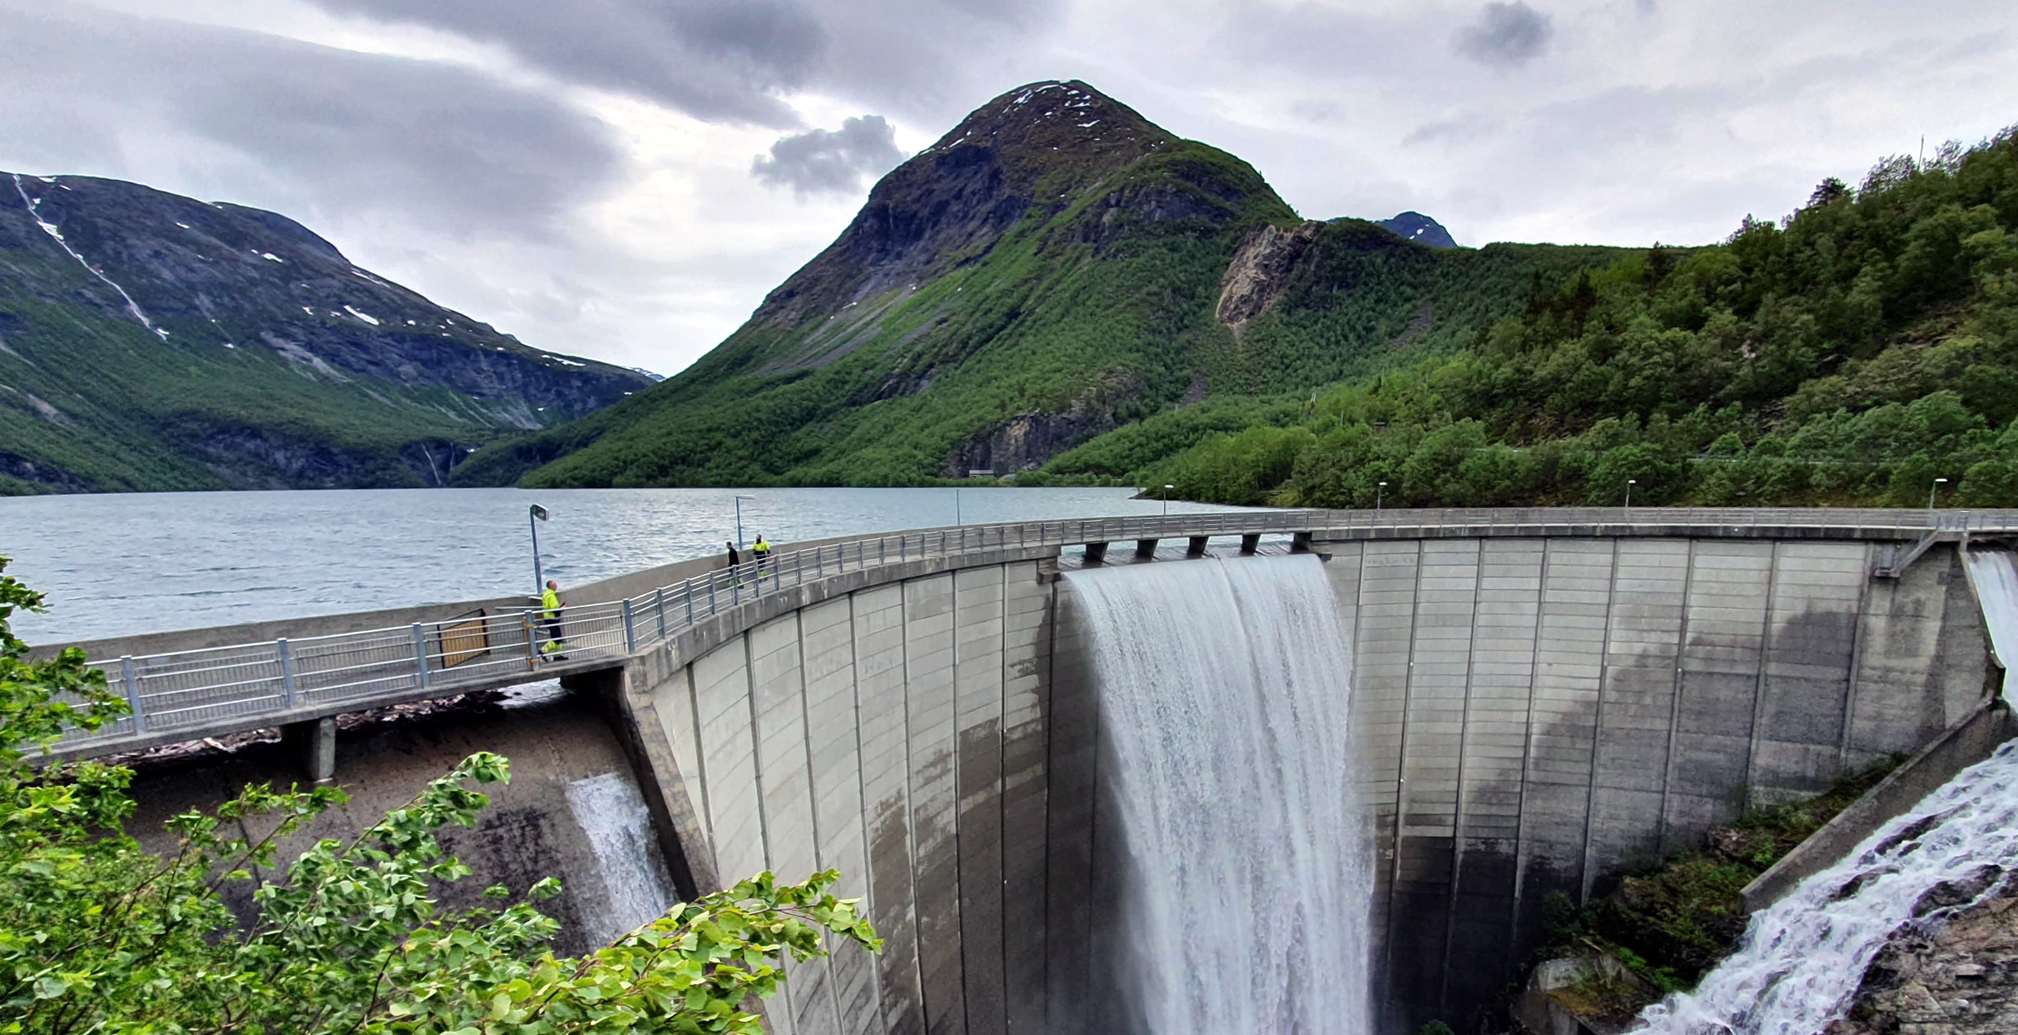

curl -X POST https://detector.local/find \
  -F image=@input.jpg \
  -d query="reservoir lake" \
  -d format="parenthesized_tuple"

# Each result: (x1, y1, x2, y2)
(1, 486, 1238, 643)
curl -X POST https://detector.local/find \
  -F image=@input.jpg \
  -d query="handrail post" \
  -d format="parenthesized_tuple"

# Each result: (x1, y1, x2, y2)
(622, 599, 637, 652)
(710, 574, 720, 614)
(522, 610, 537, 670)
(412, 623, 431, 689)
(121, 655, 146, 733)
(655, 588, 669, 640)
(277, 638, 298, 707)
(686, 582, 696, 623)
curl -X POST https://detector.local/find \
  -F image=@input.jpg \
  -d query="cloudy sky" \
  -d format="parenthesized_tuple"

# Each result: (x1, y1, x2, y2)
(3, 1, 2012, 376)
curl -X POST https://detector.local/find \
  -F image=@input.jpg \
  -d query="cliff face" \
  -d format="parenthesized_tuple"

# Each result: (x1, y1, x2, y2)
(0, 172, 650, 492)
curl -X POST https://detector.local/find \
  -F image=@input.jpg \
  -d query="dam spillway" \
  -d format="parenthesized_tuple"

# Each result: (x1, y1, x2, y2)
(1063, 555, 1372, 1034)
(76, 511, 2015, 1033)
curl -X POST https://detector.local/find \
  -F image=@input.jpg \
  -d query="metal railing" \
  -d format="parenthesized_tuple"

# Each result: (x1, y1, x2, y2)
(56, 507, 2018, 754)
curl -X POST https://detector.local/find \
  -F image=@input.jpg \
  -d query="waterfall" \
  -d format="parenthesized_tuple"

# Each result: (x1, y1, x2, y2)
(1965, 546, 2018, 695)
(1626, 741, 2018, 1035)
(564, 770, 677, 943)
(1064, 554, 1373, 1035)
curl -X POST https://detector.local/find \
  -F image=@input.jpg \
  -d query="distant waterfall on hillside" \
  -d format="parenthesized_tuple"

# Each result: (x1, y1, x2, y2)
(1626, 741, 2018, 1035)
(1064, 554, 1373, 1035)
(1965, 546, 2018, 695)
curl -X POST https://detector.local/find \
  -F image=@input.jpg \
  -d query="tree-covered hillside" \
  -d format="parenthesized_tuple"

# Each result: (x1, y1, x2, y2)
(1061, 130, 2018, 509)
(456, 81, 1625, 489)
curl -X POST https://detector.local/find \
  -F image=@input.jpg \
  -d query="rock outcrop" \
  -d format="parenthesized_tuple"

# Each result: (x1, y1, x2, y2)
(1828, 877, 2018, 1035)
(1215, 221, 1322, 333)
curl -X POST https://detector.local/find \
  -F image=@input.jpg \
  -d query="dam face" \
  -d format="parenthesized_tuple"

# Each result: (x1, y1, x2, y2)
(116, 524, 2003, 1034)
(619, 534, 1992, 1034)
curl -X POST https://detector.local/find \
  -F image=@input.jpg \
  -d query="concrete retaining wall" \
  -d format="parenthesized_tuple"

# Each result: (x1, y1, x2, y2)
(122, 691, 681, 958)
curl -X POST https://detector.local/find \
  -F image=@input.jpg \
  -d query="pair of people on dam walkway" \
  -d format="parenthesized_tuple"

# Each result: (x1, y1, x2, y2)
(722, 536, 773, 584)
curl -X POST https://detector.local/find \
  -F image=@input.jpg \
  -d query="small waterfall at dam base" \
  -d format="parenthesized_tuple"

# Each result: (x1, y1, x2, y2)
(1965, 546, 2018, 696)
(1064, 554, 1373, 1035)
(1627, 740, 2018, 1035)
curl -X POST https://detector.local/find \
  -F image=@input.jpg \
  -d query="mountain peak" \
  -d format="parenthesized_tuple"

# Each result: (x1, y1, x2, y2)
(1376, 211, 1459, 249)
(749, 79, 1181, 328)
(915, 79, 1171, 181)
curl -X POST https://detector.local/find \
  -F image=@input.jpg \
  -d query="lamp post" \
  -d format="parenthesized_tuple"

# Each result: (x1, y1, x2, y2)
(1162, 484, 1174, 516)
(527, 504, 550, 595)
(1376, 481, 1387, 511)
(1626, 479, 1637, 509)
(734, 495, 756, 547)
(955, 487, 962, 526)
(1929, 477, 1948, 511)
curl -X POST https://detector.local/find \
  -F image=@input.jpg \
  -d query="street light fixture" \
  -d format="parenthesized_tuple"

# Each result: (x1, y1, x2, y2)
(734, 495, 757, 547)
(1929, 477, 1949, 511)
(1162, 484, 1174, 516)
(1626, 479, 1637, 509)
(527, 504, 550, 594)
(1376, 481, 1387, 511)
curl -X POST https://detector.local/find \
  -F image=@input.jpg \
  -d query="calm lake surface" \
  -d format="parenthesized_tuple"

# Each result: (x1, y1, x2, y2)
(1, 486, 1240, 643)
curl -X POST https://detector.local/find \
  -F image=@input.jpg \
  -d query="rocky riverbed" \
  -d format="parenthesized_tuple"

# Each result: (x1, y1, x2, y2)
(1826, 871, 2016, 1035)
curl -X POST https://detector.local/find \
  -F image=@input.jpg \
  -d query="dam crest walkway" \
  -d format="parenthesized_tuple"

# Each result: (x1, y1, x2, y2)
(41, 506, 2016, 761)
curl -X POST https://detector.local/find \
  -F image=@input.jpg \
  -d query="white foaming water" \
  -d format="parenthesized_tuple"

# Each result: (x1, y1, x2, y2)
(1627, 741, 2018, 1035)
(1064, 555, 1373, 1035)
(1965, 546, 2018, 695)
(565, 771, 676, 943)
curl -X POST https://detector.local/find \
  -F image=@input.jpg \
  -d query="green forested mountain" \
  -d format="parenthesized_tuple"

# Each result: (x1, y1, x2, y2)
(0, 173, 650, 493)
(456, 81, 1621, 489)
(1075, 132, 2018, 509)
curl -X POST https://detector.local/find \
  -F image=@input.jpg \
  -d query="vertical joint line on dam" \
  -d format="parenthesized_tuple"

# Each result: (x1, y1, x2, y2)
(1656, 538, 1700, 858)
(1578, 537, 1623, 904)
(1510, 537, 1554, 944)
(844, 591, 890, 1027)
(791, 607, 847, 1035)
(683, 665, 717, 878)
(1837, 546, 1878, 771)
(1383, 538, 1429, 973)
(1743, 540, 1787, 806)
(1439, 539, 1488, 1014)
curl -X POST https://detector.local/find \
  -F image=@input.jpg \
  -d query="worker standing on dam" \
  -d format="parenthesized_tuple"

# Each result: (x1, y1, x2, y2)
(540, 578, 567, 661)
(752, 534, 771, 580)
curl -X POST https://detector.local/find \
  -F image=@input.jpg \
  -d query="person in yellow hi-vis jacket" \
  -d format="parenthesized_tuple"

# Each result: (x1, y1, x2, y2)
(540, 578, 567, 660)
(752, 534, 771, 580)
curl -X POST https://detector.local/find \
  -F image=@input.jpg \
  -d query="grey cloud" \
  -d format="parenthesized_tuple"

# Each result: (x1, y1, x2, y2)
(305, 0, 822, 126)
(1455, 2, 1554, 68)
(751, 116, 906, 195)
(1210, 4, 1432, 81)
(0, 2, 617, 236)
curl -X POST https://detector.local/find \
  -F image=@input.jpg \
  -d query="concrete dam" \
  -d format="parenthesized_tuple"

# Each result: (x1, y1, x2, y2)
(55, 509, 2018, 1033)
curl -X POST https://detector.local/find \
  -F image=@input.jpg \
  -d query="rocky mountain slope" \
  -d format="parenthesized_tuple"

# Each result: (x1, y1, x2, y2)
(457, 80, 1619, 488)
(0, 172, 651, 492)
(1376, 211, 1459, 249)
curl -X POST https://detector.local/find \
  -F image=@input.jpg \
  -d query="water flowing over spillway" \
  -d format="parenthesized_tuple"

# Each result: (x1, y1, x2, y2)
(1064, 554, 1373, 1035)
(1626, 741, 2018, 1035)
(1966, 546, 2018, 695)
